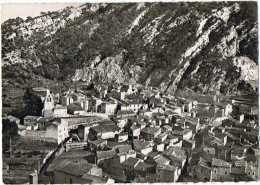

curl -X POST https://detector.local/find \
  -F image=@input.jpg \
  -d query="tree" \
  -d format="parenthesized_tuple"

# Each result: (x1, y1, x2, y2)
(23, 88, 44, 117)
(2, 119, 18, 136)
(2, 119, 18, 152)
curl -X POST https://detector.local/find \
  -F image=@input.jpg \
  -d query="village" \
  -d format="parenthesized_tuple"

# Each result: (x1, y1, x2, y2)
(2, 83, 259, 184)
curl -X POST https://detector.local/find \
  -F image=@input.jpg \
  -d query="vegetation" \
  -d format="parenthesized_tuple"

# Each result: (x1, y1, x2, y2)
(1, 2, 258, 106)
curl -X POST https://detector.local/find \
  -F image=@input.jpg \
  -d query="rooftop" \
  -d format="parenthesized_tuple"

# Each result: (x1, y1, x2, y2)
(141, 127, 161, 135)
(121, 157, 140, 167)
(91, 124, 120, 133)
(96, 149, 116, 160)
(212, 158, 231, 167)
(54, 159, 94, 177)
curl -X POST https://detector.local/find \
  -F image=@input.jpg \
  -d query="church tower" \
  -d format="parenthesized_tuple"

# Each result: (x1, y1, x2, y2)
(44, 94, 54, 110)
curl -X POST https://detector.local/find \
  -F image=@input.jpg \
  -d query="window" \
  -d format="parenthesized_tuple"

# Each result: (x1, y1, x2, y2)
(253, 172, 255, 176)
(225, 171, 227, 175)
(215, 170, 217, 173)
(70, 178, 72, 183)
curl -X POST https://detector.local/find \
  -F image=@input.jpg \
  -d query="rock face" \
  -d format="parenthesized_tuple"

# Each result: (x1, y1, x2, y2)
(1, 2, 258, 95)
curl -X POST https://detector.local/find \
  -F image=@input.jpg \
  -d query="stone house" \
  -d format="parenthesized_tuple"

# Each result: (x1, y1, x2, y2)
(24, 116, 41, 126)
(140, 127, 161, 141)
(187, 157, 212, 181)
(156, 164, 179, 182)
(211, 158, 232, 181)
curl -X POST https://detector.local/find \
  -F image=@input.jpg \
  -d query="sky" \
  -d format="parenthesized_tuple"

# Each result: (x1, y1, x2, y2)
(1, 3, 84, 23)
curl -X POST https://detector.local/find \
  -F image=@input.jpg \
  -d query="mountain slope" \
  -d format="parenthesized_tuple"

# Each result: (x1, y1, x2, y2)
(1, 2, 258, 96)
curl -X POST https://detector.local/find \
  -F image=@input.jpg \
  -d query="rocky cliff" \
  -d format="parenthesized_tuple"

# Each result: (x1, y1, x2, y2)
(1, 2, 258, 96)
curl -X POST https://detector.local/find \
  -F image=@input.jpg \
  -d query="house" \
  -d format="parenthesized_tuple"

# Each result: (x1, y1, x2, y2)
(217, 103, 233, 116)
(120, 84, 137, 95)
(184, 119, 200, 133)
(180, 129, 193, 140)
(121, 157, 141, 172)
(129, 124, 141, 139)
(182, 139, 196, 151)
(121, 101, 148, 114)
(100, 102, 117, 115)
(163, 146, 187, 168)
(113, 117, 128, 129)
(133, 139, 154, 155)
(117, 150, 137, 163)
(141, 127, 161, 141)
(239, 104, 258, 115)
(134, 162, 155, 177)
(45, 119, 69, 144)
(89, 124, 120, 140)
(154, 155, 171, 165)
(24, 116, 41, 126)
(138, 121, 148, 130)
(153, 141, 165, 152)
(171, 115, 183, 125)
(116, 110, 136, 118)
(75, 98, 90, 111)
(102, 158, 127, 182)
(214, 133, 228, 146)
(89, 98, 103, 112)
(53, 106, 68, 118)
(211, 158, 232, 181)
(96, 150, 117, 166)
(139, 109, 153, 117)
(61, 94, 74, 106)
(155, 132, 168, 143)
(67, 103, 85, 115)
(37, 117, 48, 130)
(53, 159, 103, 184)
(162, 125, 172, 133)
(187, 157, 212, 181)
(78, 122, 98, 140)
(116, 132, 128, 143)
(110, 90, 126, 100)
(156, 164, 179, 182)
(88, 139, 107, 151)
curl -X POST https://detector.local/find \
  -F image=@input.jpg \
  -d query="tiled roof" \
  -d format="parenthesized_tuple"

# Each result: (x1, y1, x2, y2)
(141, 127, 161, 135)
(212, 158, 231, 167)
(133, 139, 153, 151)
(117, 145, 132, 154)
(81, 174, 108, 184)
(59, 149, 93, 159)
(96, 149, 116, 160)
(131, 124, 140, 130)
(54, 159, 94, 177)
(157, 164, 177, 172)
(122, 157, 140, 167)
(134, 162, 154, 171)
(91, 124, 120, 133)
(67, 103, 83, 111)
(24, 115, 40, 120)
(155, 155, 171, 165)
(189, 157, 210, 169)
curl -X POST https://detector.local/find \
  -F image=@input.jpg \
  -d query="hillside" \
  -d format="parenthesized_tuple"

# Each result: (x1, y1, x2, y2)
(1, 2, 258, 100)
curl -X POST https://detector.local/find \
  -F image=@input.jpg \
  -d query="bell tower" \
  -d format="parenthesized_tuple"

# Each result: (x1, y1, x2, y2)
(44, 94, 54, 110)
